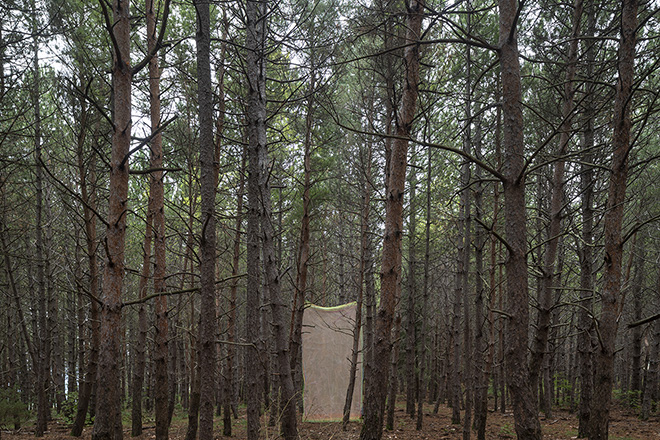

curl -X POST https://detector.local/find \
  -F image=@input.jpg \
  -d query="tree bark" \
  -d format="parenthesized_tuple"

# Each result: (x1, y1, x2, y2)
(641, 272, 660, 421)
(91, 0, 131, 438)
(385, 314, 402, 431)
(405, 148, 417, 419)
(131, 209, 152, 437)
(194, 1, 217, 439)
(472, 118, 488, 440)
(589, 1, 638, 437)
(576, 3, 596, 436)
(498, 0, 542, 437)
(222, 150, 245, 437)
(415, 146, 432, 430)
(71, 128, 100, 437)
(29, 0, 50, 432)
(359, 1, 423, 438)
(245, 0, 268, 438)
(629, 234, 645, 408)
(145, 1, 169, 437)
(343, 138, 372, 429)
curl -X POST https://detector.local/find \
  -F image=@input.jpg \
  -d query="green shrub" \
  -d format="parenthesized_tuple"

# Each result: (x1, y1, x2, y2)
(61, 392, 78, 424)
(0, 388, 29, 429)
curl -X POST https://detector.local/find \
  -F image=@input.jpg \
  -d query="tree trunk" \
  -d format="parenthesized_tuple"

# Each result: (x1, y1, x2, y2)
(131, 210, 152, 437)
(194, 0, 217, 439)
(91, 0, 131, 438)
(472, 118, 488, 440)
(528, 0, 582, 416)
(498, 0, 542, 437)
(245, 0, 268, 437)
(415, 146, 432, 430)
(577, 3, 596, 436)
(257, 72, 298, 440)
(184, 340, 201, 440)
(359, 1, 422, 438)
(343, 138, 372, 429)
(289, 69, 315, 415)
(641, 276, 660, 421)
(629, 235, 645, 408)
(30, 1, 49, 433)
(450, 218, 463, 425)
(589, 1, 637, 438)
(145, 1, 169, 437)
(71, 129, 100, 437)
(405, 148, 417, 419)
(385, 315, 402, 431)
(223, 151, 245, 437)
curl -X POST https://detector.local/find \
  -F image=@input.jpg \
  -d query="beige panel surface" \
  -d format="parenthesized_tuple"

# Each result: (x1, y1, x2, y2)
(302, 302, 362, 421)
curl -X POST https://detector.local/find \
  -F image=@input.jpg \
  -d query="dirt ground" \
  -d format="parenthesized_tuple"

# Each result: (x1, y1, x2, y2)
(4, 403, 660, 440)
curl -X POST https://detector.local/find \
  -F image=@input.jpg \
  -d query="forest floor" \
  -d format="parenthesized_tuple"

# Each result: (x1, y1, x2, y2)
(4, 402, 660, 440)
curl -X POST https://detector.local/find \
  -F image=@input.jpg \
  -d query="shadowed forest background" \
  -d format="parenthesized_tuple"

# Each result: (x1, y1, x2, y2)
(1, 0, 660, 439)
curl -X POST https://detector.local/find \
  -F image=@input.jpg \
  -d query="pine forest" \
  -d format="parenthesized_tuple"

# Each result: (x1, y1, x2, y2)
(1, 0, 660, 439)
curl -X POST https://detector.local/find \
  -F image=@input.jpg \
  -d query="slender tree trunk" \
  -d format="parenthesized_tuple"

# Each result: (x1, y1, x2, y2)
(489, 96, 502, 415)
(577, 4, 595, 436)
(343, 138, 372, 429)
(498, 0, 542, 437)
(450, 218, 463, 425)
(244, 0, 298, 432)
(629, 235, 645, 408)
(472, 118, 488, 440)
(415, 146, 432, 430)
(194, 0, 217, 439)
(223, 152, 245, 437)
(289, 70, 315, 414)
(460, 52, 473, 440)
(144, 1, 169, 436)
(30, 1, 50, 433)
(245, 0, 268, 437)
(68, 279, 78, 397)
(359, 1, 423, 438)
(71, 135, 100, 437)
(48, 218, 64, 414)
(132, 210, 152, 437)
(91, 0, 131, 438)
(184, 340, 201, 440)
(641, 277, 660, 420)
(385, 314, 402, 431)
(257, 73, 298, 440)
(589, 1, 637, 437)
(529, 0, 582, 415)
(405, 148, 418, 418)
